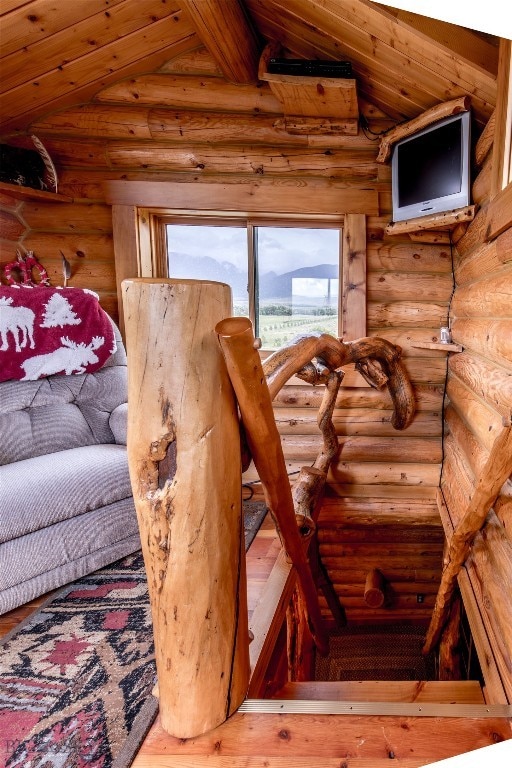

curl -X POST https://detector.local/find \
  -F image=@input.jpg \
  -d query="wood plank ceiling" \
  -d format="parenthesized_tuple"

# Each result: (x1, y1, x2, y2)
(0, 0, 499, 138)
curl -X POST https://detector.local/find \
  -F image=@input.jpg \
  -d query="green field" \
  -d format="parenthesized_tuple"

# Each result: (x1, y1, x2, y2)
(257, 313, 338, 349)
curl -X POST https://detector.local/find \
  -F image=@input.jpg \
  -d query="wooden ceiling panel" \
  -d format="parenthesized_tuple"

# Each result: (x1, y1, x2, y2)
(0, 0, 127, 57)
(245, 0, 496, 125)
(0, 0, 499, 137)
(0, 2, 199, 134)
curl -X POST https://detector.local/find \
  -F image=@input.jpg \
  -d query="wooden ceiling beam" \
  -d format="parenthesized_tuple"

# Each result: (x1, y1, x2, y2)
(181, 0, 261, 83)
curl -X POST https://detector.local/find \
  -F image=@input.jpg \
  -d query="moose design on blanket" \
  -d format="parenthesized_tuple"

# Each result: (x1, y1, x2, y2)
(0, 286, 116, 383)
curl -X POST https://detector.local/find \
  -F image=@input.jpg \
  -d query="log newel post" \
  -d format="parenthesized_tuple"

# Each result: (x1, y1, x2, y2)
(122, 278, 250, 739)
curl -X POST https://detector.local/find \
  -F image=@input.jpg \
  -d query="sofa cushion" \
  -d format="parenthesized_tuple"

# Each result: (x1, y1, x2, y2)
(0, 324, 127, 464)
(0, 500, 140, 613)
(0, 444, 133, 543)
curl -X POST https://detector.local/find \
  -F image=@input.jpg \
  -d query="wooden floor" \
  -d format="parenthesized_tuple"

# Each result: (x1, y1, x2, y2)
(131, 507, 512, 767)
(2, 506, 511, 767)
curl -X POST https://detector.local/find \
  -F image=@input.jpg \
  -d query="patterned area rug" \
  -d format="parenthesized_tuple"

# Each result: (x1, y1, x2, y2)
(0, 502, 267, 768)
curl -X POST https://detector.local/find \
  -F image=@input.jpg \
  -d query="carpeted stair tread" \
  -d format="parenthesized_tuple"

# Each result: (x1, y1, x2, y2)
(315, 624, 436, 682)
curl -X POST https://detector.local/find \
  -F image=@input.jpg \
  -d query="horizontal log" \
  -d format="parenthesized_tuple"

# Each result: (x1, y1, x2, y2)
(328, 461, 441, 487)
(494, 495, 512, 543)
(455, 227, 512, 285)
(367, 301, 449, 328)
(319, 498, 440, 526)
(97, 73, 284, 113)
(366, 242, 452, 273)
(34, 256, 116, 292)
(319, 532, 444, 553)
(327, 568, 442, 585)
(13, 136, 110, 168)
(280, 434, 442, 464)
(320, 526, 444, 544)
(475, 109, 495, 167)
(273, 383, 443, 411)
(451, 318, 512, 369)
(34, 105, 154, 139)
(446, 377, 505, 453)
(441, 441, 476, 528)
(444, 405, 488, 480)
(487, 181, 512, 242)
(243, 459, 440, 487)
(104, 179, 379, 214)
(448, 353, 512, 420)
(322, 592, 437, 611)
(454, 205, 489, 260)
(106, 142, 379, 177)
(33, 103, 380, 148)
(322, 484, 438, 501)
(367, 272, 453, 302)
(322, 554, 444, 573)
(467, 513, 512, 676)
(58, 166, 382, 201)
(471, 153, 492, 206)
(274, 408, 442, 437)
(0, 209, 25, 240)
(21, 201, 112, 233)
(451, 268, 512, 318)
(22, 233, 114, 263)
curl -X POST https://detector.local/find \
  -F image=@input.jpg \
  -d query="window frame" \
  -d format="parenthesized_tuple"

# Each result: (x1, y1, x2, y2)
(149, 211, 346, 346)
(111, 196, 366, 344)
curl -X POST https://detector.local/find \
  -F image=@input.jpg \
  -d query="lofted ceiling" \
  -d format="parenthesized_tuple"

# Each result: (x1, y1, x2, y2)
(0, 0, 499, 138)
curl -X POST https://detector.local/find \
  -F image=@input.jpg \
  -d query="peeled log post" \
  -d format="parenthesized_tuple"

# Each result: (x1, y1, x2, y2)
(123, 278, 250, 738)
(216, 316, 328, 656)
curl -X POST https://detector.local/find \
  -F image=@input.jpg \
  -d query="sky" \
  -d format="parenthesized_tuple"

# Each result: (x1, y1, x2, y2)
(372, 0, 512, 38)
(167, 224, 339, 277)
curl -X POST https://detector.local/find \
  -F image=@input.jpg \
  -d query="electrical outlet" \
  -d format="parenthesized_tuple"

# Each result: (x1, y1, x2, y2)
(417, 594, 424, 604)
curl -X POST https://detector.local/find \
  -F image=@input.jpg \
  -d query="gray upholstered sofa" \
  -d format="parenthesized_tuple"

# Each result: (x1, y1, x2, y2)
(0, 320, 140, 615)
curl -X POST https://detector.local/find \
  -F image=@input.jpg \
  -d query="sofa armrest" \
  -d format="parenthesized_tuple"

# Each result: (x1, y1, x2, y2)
(109, 403, 128, 445)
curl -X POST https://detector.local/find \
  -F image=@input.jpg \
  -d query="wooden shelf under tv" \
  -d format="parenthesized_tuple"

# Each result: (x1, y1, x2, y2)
(0, 181, 72, 203)
(385, 205, 476, 236)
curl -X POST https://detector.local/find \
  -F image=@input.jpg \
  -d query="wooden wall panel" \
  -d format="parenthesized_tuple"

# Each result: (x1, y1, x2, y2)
(445, 106, 512, 701)
(15, 59, 452, 624)
(0, 195, 26, 280)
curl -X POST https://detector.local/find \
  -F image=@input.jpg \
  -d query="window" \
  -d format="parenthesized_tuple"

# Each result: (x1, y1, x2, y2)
(166, 220, 341, 350)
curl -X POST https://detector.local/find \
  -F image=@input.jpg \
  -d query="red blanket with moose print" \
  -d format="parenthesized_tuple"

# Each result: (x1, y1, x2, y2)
(0, 286, 116, 383)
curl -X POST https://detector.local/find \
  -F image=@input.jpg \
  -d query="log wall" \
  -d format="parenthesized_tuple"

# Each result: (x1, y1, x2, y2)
(443, 113, 512, 701)
(0, 48, 448, 623)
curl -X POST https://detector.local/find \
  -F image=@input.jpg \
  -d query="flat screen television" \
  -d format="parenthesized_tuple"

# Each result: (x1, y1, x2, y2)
(391, 110, 471, 223)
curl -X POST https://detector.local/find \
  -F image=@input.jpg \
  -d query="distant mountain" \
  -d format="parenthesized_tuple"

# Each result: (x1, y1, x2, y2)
(168, 252, 248, 297)
(168, 252, 337, 301)
(260, 263, 337, 299)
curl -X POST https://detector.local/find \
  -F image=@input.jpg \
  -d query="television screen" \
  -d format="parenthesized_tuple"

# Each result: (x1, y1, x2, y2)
(391, 111, 471, 222)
